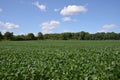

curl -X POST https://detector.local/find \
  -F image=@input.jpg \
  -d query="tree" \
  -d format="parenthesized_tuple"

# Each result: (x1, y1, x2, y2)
(27, 33, 35, 40)
(1, 31, 120, 41)
(94, 32, 104, 40)
(0, 32, 3, 41)
(4, 32, 13, 40)
(78, 31, 86, 40)
(12, 35, 25, 41)
(61, 32, 72, 40)
(37, 32, 44, 40)
(84, 32, 91, 40)
(72, 33, 79, 40)
(118, 33, 120, 40)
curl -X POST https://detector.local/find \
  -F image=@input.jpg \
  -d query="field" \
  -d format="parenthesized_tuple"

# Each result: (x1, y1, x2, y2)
(0, 40, 120, 80)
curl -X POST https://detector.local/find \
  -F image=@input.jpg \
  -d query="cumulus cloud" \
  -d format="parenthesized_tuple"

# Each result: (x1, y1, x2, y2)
(41, 20, 60, 34)
(98, 24, 117, 32)
(62, 17, 72, 22)
(97, 29, 107, 32)
(34, 1, 46, 11)
(0, 21, 20, 29)
(0, 29, 7, 34)
(60, 5, 87, 16)
(102, 24, 116, 29)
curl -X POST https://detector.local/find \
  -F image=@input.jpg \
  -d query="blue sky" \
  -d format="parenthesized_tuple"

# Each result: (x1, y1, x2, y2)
(0, 0, 120, 35)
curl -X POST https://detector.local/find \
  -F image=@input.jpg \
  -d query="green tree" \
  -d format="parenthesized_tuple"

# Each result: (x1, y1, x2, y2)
(37, 32, 44, 40)
(27, 33, 35, 40)
(72, 33, 79, 40)
(0, 32, 3, 40)
(78, 31, 86, 40)
(61, 32, 72, 40)
(118, 33, 120, 40)
(12, 35, 26, 41)
(4, 32, 13, 40)
(84, 32, 91, 40)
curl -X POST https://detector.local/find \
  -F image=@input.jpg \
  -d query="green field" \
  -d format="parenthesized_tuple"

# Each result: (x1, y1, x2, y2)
(0, 40, 120, 80)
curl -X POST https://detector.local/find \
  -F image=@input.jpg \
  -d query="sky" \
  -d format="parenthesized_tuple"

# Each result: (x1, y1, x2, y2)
(0, 0, 120, 35)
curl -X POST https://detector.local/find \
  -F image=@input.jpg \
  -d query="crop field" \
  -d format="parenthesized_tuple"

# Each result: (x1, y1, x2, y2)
(0, 40, 120, 80)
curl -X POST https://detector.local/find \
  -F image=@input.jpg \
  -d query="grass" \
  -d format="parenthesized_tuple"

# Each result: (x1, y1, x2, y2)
(0, 40, 120, 80)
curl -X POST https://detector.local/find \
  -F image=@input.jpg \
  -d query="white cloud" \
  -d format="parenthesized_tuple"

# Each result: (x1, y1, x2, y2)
(102, 24, 116, 29)
(60, 5, 87, 16)
(20, 32, 26, 35)
(0, 8, 2, 12)
(0, 21, 20, 29)
(34, 1, 46, 11)
(98, 24, 117, 32)
(54, 9, 59, 12)
(97, 29, 107, 32)
(41, 20, 60, 34)
(62, 17, 72, 22)
(0, 30, 7, 34)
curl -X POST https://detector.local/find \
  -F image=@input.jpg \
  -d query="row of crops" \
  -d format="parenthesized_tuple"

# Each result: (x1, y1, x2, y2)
(0, 40, 120, 80)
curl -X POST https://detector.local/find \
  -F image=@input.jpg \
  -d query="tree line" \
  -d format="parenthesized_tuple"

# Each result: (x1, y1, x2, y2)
(0, 31, 120, 41)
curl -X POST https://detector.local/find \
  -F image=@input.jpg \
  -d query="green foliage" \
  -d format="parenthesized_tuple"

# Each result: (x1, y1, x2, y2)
(27, 33, 35, 40)
(0, 31, 120, 41)
(4, 32, 13, 40)
(0, 32, 3, 40)
(0, 40, 120, 80)
(37, 32, 44, 40)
